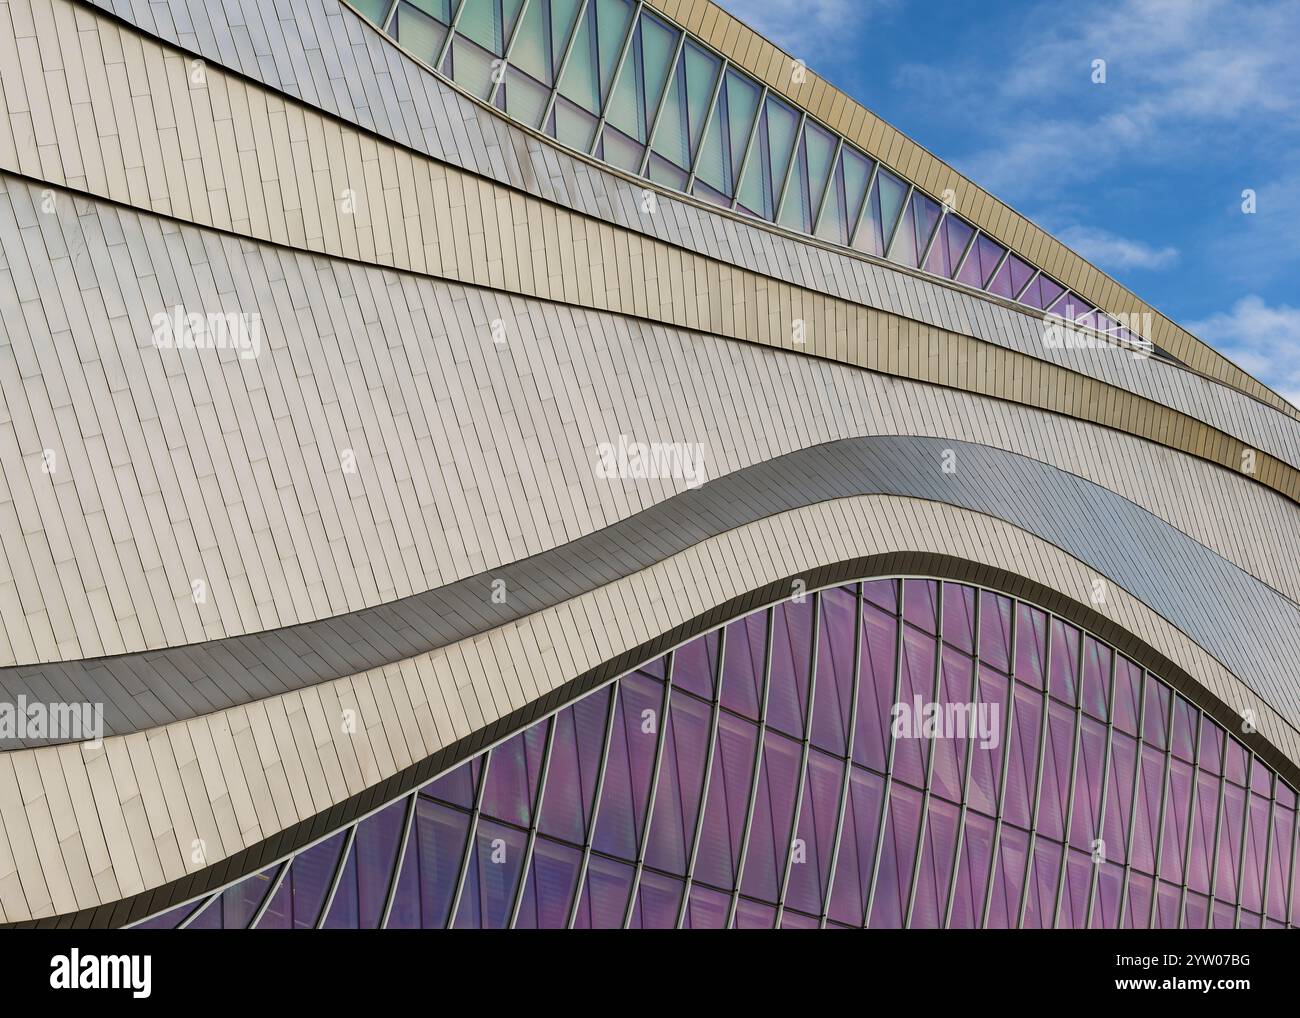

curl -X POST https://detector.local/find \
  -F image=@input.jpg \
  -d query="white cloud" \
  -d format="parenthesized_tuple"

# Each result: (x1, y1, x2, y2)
(1188, 296, 1300, 408)
(714, 0, 897, 66)
(1055, 225, 1179, 271)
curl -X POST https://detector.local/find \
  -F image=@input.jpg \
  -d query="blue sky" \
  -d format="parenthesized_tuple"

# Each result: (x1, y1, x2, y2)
(717, 0, 1300, 405)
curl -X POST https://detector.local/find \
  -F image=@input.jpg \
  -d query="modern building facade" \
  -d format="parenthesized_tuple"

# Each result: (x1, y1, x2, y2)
(0, 0, 1296, 929)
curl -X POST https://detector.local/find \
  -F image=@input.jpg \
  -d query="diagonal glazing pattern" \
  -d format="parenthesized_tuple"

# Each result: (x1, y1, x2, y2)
(132, 578, 1299, 929)
(363, 0, 1159, 354)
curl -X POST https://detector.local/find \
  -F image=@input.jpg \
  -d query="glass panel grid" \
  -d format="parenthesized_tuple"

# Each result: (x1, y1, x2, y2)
(136, 575, 1291, 929)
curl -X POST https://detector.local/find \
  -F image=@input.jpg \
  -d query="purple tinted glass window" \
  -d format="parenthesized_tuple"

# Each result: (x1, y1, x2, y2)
(1170, 696, 1197, 763)
(572, 854, 635, 929)
(959, 233, 1005, 289)
(1142, 677, 1171, 750)
(942, 583, 976, 654)
(903, 579, 938, 634)
(720, 608, 767, 719)
(1242, 791, 1269, 914)
(1211, 899, 1235, 929)
(1049, 619, 1080, 705)
(1036, 700, 1074, 842)
(967, 667, 1009, 817)
(1070, 717, 1106, 853)
(629, 870, 684, 929)
(1081, 637, 1111, 720)
(258, 829, 347, 929)
(733, 898, 776, 929)
(785, 748, 842, 915)
(1159, 758, 1194, 886)
(978, 591, 1012, 673)
(863, 577, 898, 614)
(1093, 861, 1123, 928)
(1200, 717, 1225, 775)
(867, 782, 922, 928)
(1214, 780, 1246, 900)
(133, 899, 203, 930)
(892, 626, 936, 789)
(1103, 731, 1137, 866)
(1059, 850, 1091, 929)
(386, 798, 469, 928)
(827, 765, 884, 926)
(740, 730, 802, 903)
(455, 820, 527, 929)
(910, 797, 959, 928)
(1024, 841, 1065, 929)
(1251, 759, 1272, 797)
(811, 586, 856, 754)
(949, 810, 994, 928)
(1155, 880, 1181, 929)
(672, 630, 719, 698)
(780, 909, 820, 928)
(481, 720, 549, 826)
(988, 252, 1035, 300)
(1015, 604, 1048, 689)
(1226, 738, 1249, 786)
(1188, 769, 1220, 895)
(931, 648, 973, 804)
(911, 192, 943, 266)
(766, 598, 814, 737)
(324, 798, 406, 929)
(986, 825, 1028, 929)
(644, 690, 711, 874)
(683, 884, 730, 928)
(1130, 745, 1165, 875)
(592, 672, 663, 859)
(1266, 800, 1294, 921)
(853, 603, 898, 772)
(191, 865, 279, 929)
(514, 837, 581, 929)
(1184, 891, 1209, 929)
(538, 685, 610, 844)
(1003, 684, 1042, 829)
(1126, 871, 1153, 929)
(694, 712, 758, 888)
(638, 653, 668, 682)
(1112, 657, 1142, 735)
(420, 756, 480, 808)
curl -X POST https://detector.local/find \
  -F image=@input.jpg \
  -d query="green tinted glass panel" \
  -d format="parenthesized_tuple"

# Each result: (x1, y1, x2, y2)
(393, 2, 450, 65)
(887, 196, 918, 266)
(606, 12, 678, 144)
(458, 0, 505, 53)
(875, 168, 908, 247)
(558, 0, 634, 114)
(736, 95, 798, 220)
(778, 121, 834, 232)
(511, 0, 582, 89)
(444, 32, 499, 97)
(815, 146, 872, 245)
(407, 0, 453, 23)
(500, 65, 550, 125)
(652, 41, 718, 170)
(352, 0, 393, 23)
(693, 68, 759, 197)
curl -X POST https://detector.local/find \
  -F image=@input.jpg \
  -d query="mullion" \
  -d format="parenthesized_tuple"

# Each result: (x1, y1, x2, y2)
(379, 0, 402, 32)
(621, 650, 677, 926)
(845, 160, 879, 250)
(446, 744, 494, 927)
(378, 792, 418, 928)
(433, 0, 473, 72)
(727, 606, 776, 927)
(1084, 648, 1119, 927)
(566, 675, 622, 927)
(775, 591, 822, 925)
(808, 134, 844, 237)
(588, 1, 645, 155)
(675, 625, 728, 927)
(1286, 785, 1299, 928)
(175, 892, 218, 929)
(507, 713, 558, 927)
(950, 226, 980, 283)
(1258, 758, 1277, 927)
(486, 0, 538, 106)
(1015, 615, 1054, 929)
(1116, 670, 1150, 928)
(1050, 631, 1087, 927)
(942, 588, 982, 927)
(904, 582, 944, 926)
(917, 206, 945, 270)
(862, 580, 906, 927)
(819, 582, 863, 928)
(771, 112, 808, 227)
(1012, 266, 1040, 302)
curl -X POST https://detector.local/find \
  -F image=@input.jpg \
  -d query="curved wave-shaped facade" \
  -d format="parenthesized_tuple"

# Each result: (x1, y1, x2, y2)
(0, 0, 1296, 931)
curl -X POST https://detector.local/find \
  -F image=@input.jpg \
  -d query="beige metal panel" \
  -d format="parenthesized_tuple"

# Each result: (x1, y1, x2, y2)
(0, 493, 1292, 924)
(2, 172, 1299, 669)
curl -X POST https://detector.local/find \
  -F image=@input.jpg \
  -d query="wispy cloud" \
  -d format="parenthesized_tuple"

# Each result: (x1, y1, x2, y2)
(1055, 225, 1179, 272)
(715, 0, 898, 66)
(1188, 296, 1300, 407)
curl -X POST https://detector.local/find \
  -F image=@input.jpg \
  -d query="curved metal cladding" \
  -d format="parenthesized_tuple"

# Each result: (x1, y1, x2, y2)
(0, 0, 1295, 929)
